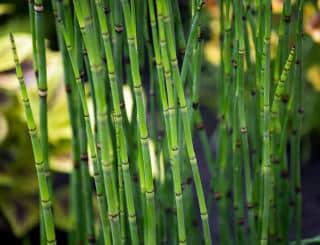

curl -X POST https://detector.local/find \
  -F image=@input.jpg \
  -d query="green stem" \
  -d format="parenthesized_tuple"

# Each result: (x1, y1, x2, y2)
(260, 1, 272, 244)
(120, 1, 156, 244)
(11, 33, 56, 245)
(160, 1, 212, 244)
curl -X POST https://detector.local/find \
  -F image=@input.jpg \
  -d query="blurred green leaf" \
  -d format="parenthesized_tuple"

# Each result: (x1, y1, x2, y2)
(0, 192, 38, 238)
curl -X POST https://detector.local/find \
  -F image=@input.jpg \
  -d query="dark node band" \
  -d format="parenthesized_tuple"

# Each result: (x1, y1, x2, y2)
(196, 123, 205, 130)
(284, 15, 291, 23)
(104, 6, 110, 15)
(247, 203, 255, 209)
(237, 218, 245, 225)
(115, 25, 124, 33)
(192, 102, 199, 109)
(80, 154, 88, 161)
(280, 94, 289, 103)
(192, 219, 198, 227)
(34, 3, 44, 12)
(280, 170, 289, 178)
(65, 85, 72, 93)
(214, 192, 222, 200)
(38, 89, 47, 97)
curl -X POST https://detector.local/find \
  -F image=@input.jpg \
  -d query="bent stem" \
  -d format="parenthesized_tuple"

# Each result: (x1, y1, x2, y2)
(10, 33, 56, 245)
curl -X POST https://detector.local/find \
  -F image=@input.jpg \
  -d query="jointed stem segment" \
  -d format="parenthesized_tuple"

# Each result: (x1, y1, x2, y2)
(11, 33, 56, 245)
(13, 1, 307, 244)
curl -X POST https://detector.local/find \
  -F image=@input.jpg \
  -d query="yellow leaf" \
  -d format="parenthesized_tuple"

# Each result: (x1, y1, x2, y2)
(307, 65, 320, 91)
(0, 33, 32, 72)
(272, 0, 284, 14)
(303, 3, 320, 43)
(204, 40, 220, 65)
(0, 4, 15, 16)
(0, 113, 8, 143)
(0, 193, 38, 238)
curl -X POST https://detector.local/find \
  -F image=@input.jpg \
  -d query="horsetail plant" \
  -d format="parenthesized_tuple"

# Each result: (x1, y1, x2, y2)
(10, 0, 309, 244)
(156, 1, 212, 243)
(55, 7, 112, 243)
(154, 1, 186, 243)
(33, 0, 50, 185)
(120, 0, 156, 244)
(51, 0, 85, 242)
(10, 33, 56, 245)
(95, 1, 139, 243)
(72, 1, 122, 243)
(291, 1, 305, 243)
(30, 1, 51, 243)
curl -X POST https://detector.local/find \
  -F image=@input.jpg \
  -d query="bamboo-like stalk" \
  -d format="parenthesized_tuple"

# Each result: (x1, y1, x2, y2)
(233, 1, 256, 243)
(292, 1, 304, 243)
(33, 2, 50, 243)
(112, 0, 127, 125)
(260, 0, 272, 244)
(274, 0, 291, 89)
(94, 1, 139, 244)
(271, 46, 295, 243)
(154, 1, 186, 243)
(277, 85, 295, 244)
(71, 1, 121, 243)
(232, 102, 245, 245)
(230, 25, 246, 245)
(74, 21, 96, 244)
(56, 7, 113, 243)
(171, 0, 186, 62)
(34, 0, 49, 181)
(28, 0, 38, 77)
(215, 1, 233, 243)
(10, 33, 56, 245)
(120, 1, 156, 244)
(16, 0, 308, 243)
(143, 4, 165, 243)
(147, 1, 180, 242)
(78, 87, 96, 244)
(159, 1, 212, 244)
(51, 1, 84, 242)
(271, 46, 295, 137)
(180, 1, 203, 87)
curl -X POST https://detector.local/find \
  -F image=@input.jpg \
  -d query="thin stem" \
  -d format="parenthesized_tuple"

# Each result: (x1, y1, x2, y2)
(120, 1, 156, 244)
(11, 33, 56, 245)
(160, 1, 212, 244)
(95, 1, 139, 244)
(260, 1, 272, 244)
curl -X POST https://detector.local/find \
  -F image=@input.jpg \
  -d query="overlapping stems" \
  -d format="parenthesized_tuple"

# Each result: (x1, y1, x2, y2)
(120, 0, 156, 244)
(55, 4, 112, 243)
(152, 0, 186, 243)
(292, 1, 304, 243)
(260, 1, 272, 244)
(216, 1, 233, 243)
(10, 34, 56, 245)
(13, 0, 308, 243)
(233, 0, 256, 243)
(95, 1, 139, 244)
(155, 0, 212, 244)
(271, 46, 295, 242)
(33, 0, 49, 172)
(216, 1, 305, 244)
(147, 0, 177, 242)
(71, 1, 123, 243)
(29, 1, 51, 243)
(51, 0, 85, 242)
